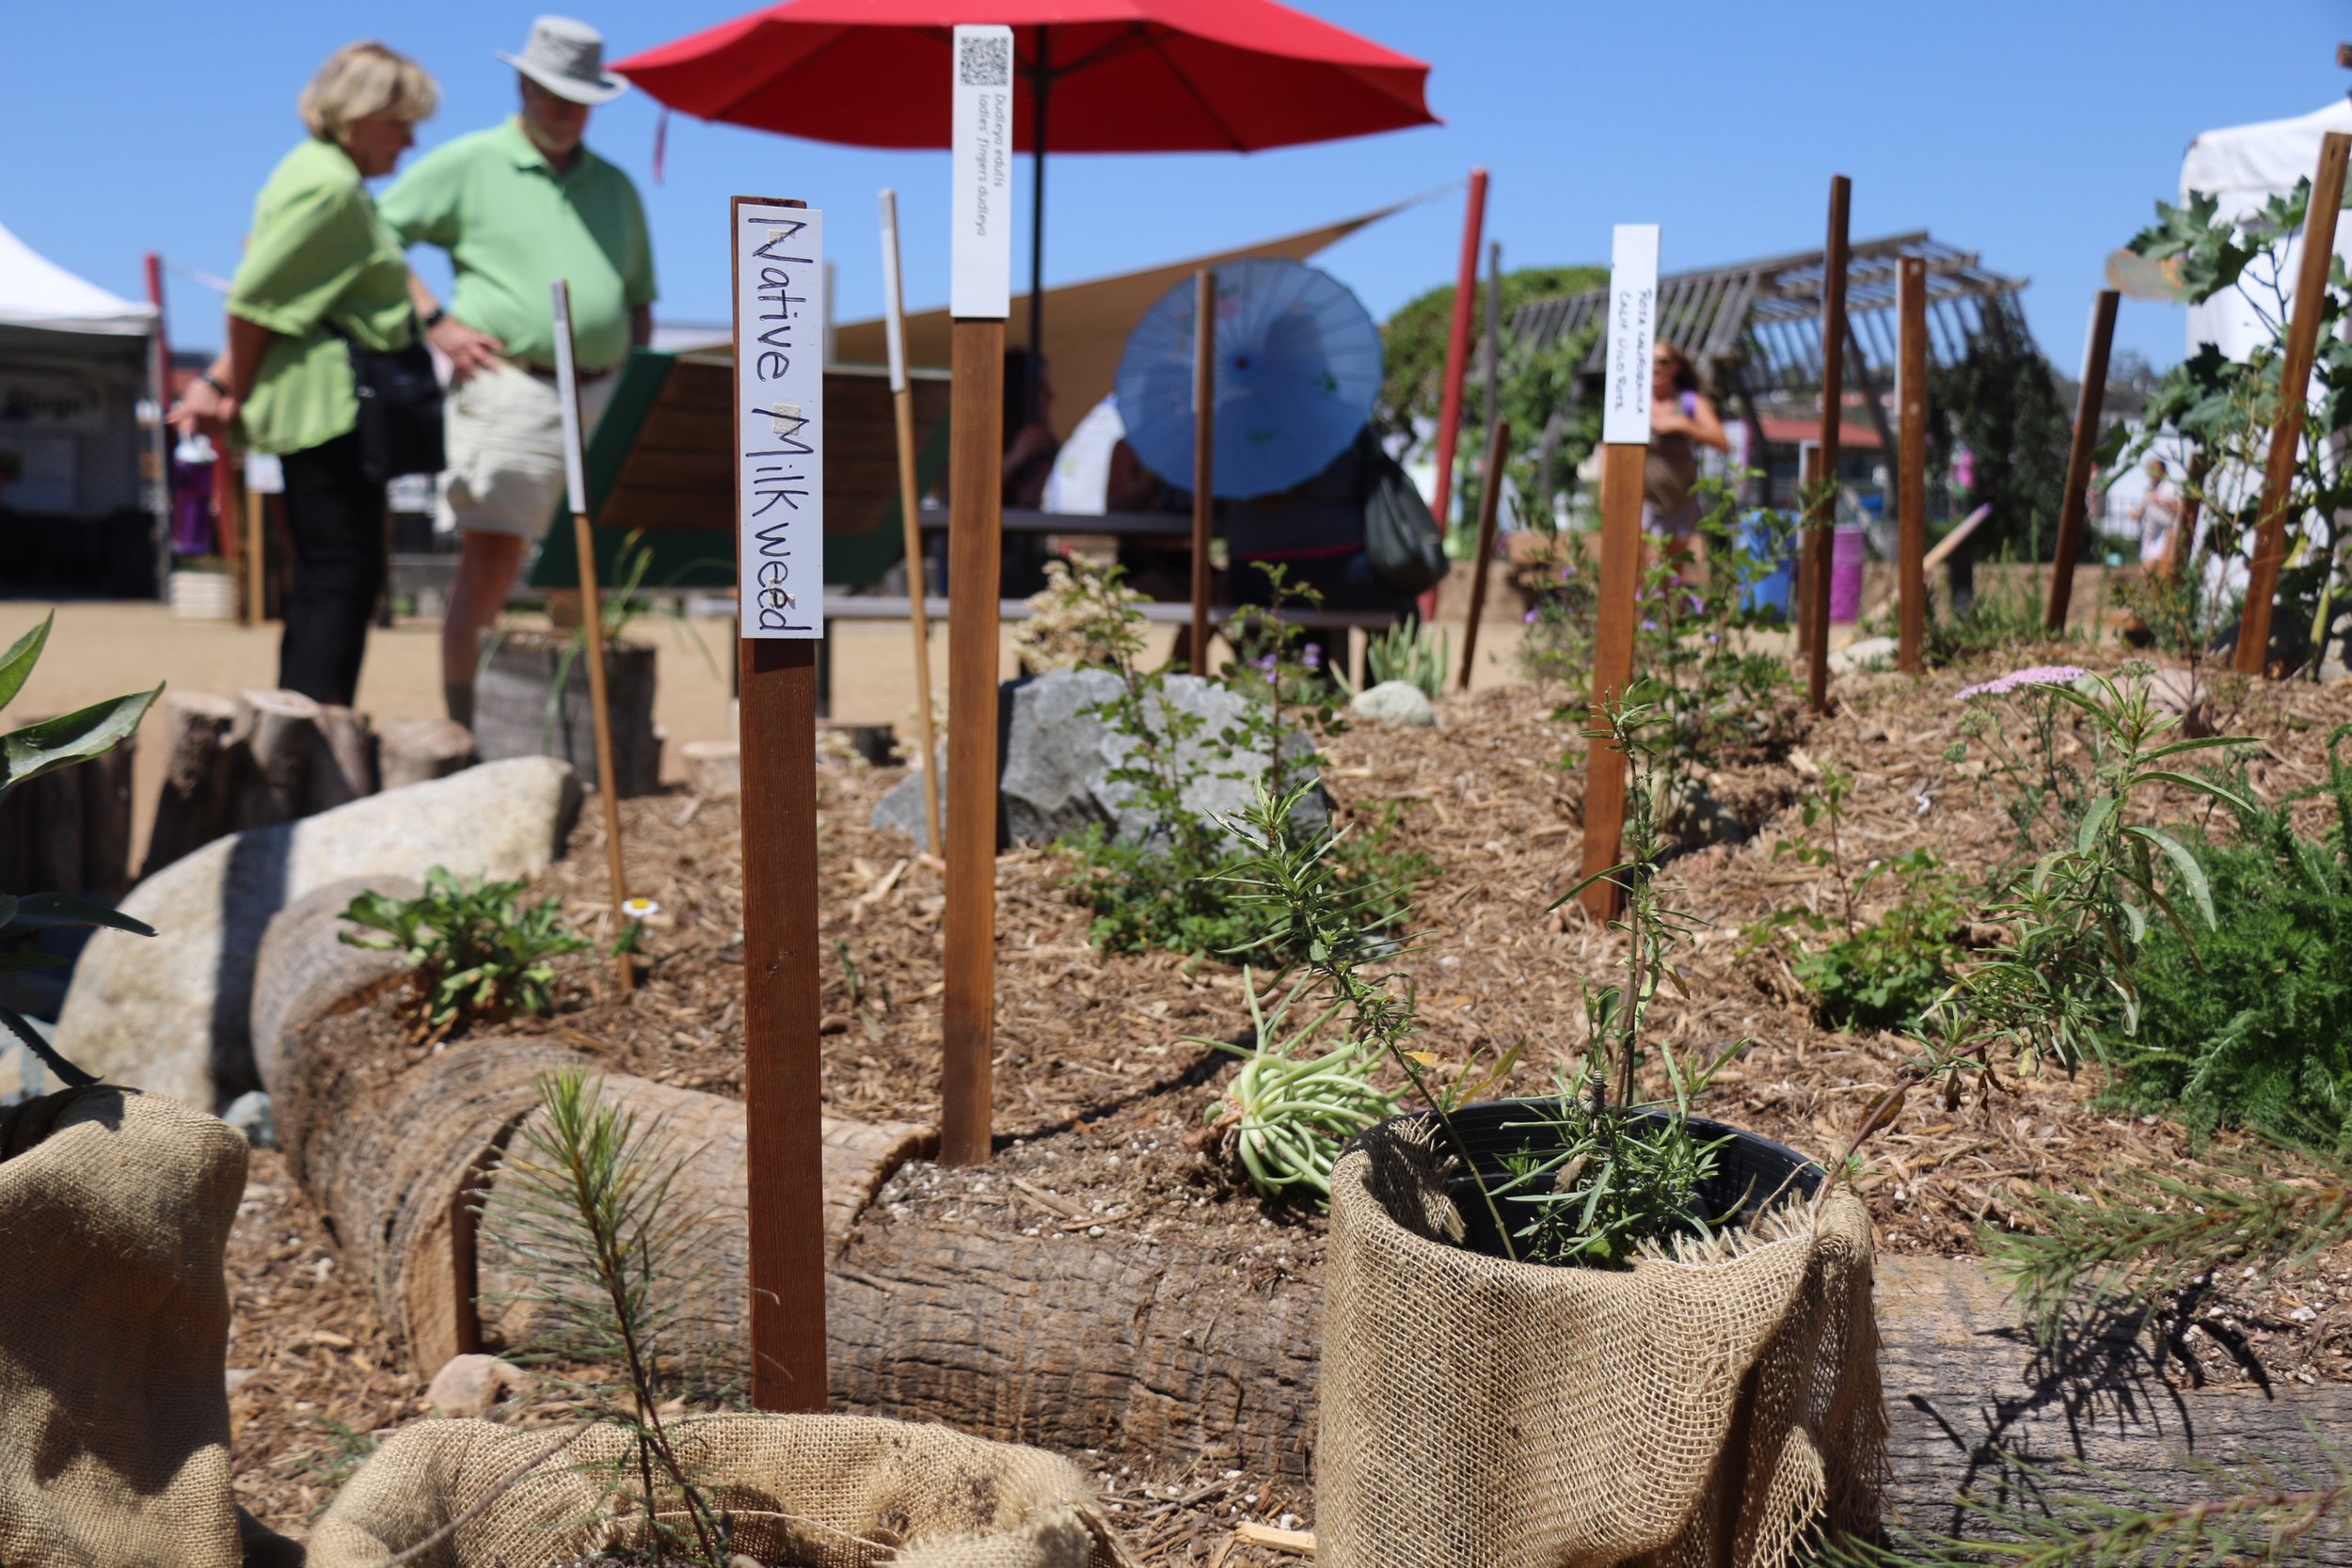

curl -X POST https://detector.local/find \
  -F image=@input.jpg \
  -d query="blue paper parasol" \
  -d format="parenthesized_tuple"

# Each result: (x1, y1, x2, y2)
(1115, 258, 1383, 501)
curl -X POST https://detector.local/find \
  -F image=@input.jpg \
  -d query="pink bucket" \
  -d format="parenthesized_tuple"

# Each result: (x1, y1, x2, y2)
(1829, 523, 1867, 624)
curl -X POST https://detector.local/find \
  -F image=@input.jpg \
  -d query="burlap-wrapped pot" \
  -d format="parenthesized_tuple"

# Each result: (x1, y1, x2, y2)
(0, 1086, 246, 1568)
(1318, 1105, 1884, 1568)
(308, 1413, 1136, 1568)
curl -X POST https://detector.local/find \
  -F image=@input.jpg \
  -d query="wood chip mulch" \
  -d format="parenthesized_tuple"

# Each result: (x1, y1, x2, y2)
(222, 648, 2352, 1556)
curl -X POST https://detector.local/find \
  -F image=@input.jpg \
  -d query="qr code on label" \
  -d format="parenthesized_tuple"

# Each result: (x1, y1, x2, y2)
(958, 32, 1010, 87)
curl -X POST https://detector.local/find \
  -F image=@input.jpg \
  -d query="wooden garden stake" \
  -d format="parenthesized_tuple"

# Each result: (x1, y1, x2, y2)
(1897, 257, 1929, 673)
(729, 196, 830, 1410)
(943, 25, 1014, 1168)
(2238, 130, 2351, 675)
(2163, 448, 2209, 583)
(879, 188, 943, 853)
(246, 484, 268, 626)
(1191, 268, 1216, 668)
(1805, 175, 1851, 714)
(1457, 416, 1510, 690)
(1431, 167, 1489, 538)
(2044, 290, 2120, 634)
(550, 279, 633, 999)
(1578, 225, 1658, 921)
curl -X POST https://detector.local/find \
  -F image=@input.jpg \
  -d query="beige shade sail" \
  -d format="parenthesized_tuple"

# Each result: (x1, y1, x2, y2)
(833, 199, 1413, 437)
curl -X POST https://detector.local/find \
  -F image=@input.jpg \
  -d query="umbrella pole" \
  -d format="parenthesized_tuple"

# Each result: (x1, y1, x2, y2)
(879, 189, 944, 855)
(1191, 269, 1216, 669)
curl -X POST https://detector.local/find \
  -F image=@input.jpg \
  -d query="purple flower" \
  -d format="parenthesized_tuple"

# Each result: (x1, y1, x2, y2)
(1523, 609, 1540, 625)
(1302, 643, 1324, 671)
(1954, 664, 2090, 702)
(1255, 653, 1278, 674)
(1640, 619, 1659, 633)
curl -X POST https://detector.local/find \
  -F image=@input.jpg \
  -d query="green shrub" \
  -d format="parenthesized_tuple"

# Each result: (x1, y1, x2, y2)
(1794, 848, 1971, 1033)
(341, 867, 589, 1032)
(1360, 622, 1450, 701)
(2104, 727, 2352, 1143)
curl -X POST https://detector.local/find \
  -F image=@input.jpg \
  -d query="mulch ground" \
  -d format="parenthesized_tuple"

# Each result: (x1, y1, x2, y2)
(223, 645, 2352, 1559)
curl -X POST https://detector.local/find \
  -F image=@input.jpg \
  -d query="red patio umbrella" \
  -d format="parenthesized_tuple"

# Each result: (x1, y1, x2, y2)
(615, 0, 1437, 373)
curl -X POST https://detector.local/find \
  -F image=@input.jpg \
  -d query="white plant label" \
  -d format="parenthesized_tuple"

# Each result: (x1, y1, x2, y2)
(549, 279, 589, 516)
(1602, 224, 1660, 446)
(950, 24, 1013, 320)
(734, 199, 824, 640)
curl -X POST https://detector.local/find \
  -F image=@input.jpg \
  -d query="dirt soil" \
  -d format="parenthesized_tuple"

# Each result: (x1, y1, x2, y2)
(223, 648, 2352, 1560)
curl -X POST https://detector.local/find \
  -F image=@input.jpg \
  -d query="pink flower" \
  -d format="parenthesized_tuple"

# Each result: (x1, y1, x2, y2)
(1954, 664, 2090, 702)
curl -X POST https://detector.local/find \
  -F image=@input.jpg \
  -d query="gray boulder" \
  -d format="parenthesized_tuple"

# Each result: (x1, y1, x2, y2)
(871, 670, 1326, 853)
(54, 757, 582, 1111)
(1829, 635, 1899, 674)
(1349, 680, 1438, 727)
(222, 1090, 278, 1149)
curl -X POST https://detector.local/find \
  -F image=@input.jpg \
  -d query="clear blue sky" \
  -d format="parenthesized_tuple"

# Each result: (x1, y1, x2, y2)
(10, 0, 2348, 368)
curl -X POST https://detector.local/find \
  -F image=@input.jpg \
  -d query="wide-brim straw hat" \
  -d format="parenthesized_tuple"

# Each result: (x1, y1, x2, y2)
(496, 15, 628, 106)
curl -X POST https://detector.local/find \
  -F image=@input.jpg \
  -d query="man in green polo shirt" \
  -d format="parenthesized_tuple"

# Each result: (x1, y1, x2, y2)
(379, 15, 657, 728)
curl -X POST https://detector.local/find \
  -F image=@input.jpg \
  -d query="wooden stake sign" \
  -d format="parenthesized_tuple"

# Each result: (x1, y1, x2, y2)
(1191, 267, 1217, 668)
(1804, 176, 1851, 714)
(728, 196, 830, 1412)
(879, 188, 944, 854)
(944, 24, 1014, 1168)
(1579, 224, 1657, 921)
(1897, 257, 1929, 673)
(1456, 415, 1510, 691)
(2044, 290, 2120, 634)
(2238, 129, 2351, 676)
(550, 279, 635, 1000)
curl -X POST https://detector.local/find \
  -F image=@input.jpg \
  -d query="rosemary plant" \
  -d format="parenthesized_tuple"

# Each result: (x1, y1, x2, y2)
(482, 1069, 732, 1566)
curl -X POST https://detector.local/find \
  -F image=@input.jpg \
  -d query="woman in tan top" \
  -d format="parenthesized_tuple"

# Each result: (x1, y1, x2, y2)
(1645, 341, 1729, 573)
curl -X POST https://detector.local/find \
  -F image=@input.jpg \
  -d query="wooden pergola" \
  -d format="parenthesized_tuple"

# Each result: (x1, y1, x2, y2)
(1505, 232, 2026, 496)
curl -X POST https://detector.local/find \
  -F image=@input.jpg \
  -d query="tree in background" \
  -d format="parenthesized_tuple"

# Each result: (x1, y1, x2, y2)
(1923, 308, 2074, 578)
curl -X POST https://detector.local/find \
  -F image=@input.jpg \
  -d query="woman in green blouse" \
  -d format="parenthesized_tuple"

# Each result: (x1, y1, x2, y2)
(171, 42, 437, 705)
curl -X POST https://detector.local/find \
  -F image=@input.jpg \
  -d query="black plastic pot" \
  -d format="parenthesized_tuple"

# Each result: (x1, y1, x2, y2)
(474, 631, 660, 798)
(1359, 1099, 1823, 1263)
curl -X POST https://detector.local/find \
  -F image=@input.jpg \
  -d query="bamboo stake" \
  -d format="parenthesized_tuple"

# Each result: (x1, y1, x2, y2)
(550, 279, 632, 997)
(879, 189, 943, 853)
(1457, 416, 1510, 690)
(2238, 130, 2351, 676)
(1897, 257, 1928, 673)
(1191, 268, 1216, 670)
(246, 486, 268, 625)
(2044, 290, 2120, 634)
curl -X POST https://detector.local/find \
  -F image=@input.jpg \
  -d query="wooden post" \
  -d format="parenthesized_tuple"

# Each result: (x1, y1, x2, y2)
(1191, 268, 1216, 669)
(550, 280, 634, 998)
(942, 24, 1014, 1166)
(246, 486, 268, 626)
(1898, 257, 1930, 673)
(1797, 442, 1825, 659)
(2162, 447, 2209, 583)
(215, 453, 247, 626)
(2238, 130, 2351, 676)
(731, 196, 830, 1411)
(879, 189, 944, 853)
(2044, 290, 2121, 634)
(1807, 175, 1851, 713)
(1430, 168, 1489, 533)
(1578, 224, 1659, 921)
(1456, 416, 1510, 691)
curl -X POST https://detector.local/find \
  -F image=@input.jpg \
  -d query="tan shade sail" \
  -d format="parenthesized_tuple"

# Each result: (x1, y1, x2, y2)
(833, 200, 1412, 437)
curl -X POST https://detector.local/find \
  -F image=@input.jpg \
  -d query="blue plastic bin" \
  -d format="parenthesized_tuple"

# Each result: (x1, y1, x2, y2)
(1739, 511, 1796, 618)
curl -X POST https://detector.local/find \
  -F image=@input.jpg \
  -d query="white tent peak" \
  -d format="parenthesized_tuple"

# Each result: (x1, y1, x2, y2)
(0, 220, 154, 337)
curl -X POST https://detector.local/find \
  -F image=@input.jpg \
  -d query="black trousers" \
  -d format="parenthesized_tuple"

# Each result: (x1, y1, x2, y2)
(276, 431, 387, 707)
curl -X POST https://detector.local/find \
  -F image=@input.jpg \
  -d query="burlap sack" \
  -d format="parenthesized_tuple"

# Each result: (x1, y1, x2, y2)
(1318, 1125, 1884, 1568)
(309, 1414, 1137, 1568)
(0, 1086, 247, 1568)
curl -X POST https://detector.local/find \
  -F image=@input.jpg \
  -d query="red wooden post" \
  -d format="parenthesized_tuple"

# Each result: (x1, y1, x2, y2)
(2238, 131, 2352, 675)
(730, 196, 829, 1411)
(2044, 290, 2121, 634)
(1806, 176, 1851, 713)
(1898, 257, 1929, 673)
(1430, 168, 1489, 533)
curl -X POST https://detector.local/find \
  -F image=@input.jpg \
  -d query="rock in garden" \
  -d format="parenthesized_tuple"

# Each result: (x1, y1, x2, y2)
(1349, 680, 1438, 727)
(53, 757, 582, 1112)
(222, 1090, 278, 1149)
(870, 670, 1327, 852)
(682, 738, 742, 798)
(1829, 635, 1899, 674)
(422, 1353, 526, 1418)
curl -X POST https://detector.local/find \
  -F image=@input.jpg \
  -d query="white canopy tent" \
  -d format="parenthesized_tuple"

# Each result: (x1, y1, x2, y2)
(0, 222, 165, 593)
(0, 221, 153, 336)
(2179, 99, 2352, 360)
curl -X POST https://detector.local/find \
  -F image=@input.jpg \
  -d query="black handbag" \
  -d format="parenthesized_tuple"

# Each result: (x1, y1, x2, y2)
(335, 315, 444, 483)
(1359, 433, 1451, 594)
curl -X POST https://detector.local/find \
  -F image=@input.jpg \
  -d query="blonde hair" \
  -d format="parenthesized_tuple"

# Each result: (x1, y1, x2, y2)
(299, 41, 438, 142)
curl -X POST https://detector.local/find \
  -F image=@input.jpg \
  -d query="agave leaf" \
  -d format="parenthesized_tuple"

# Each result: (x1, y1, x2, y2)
(0, 1004, 98, 1087)
(6, 893, 156, 937)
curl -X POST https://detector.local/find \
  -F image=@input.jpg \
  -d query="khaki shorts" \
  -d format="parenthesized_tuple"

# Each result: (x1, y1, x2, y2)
(437, 361, 618, 541)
